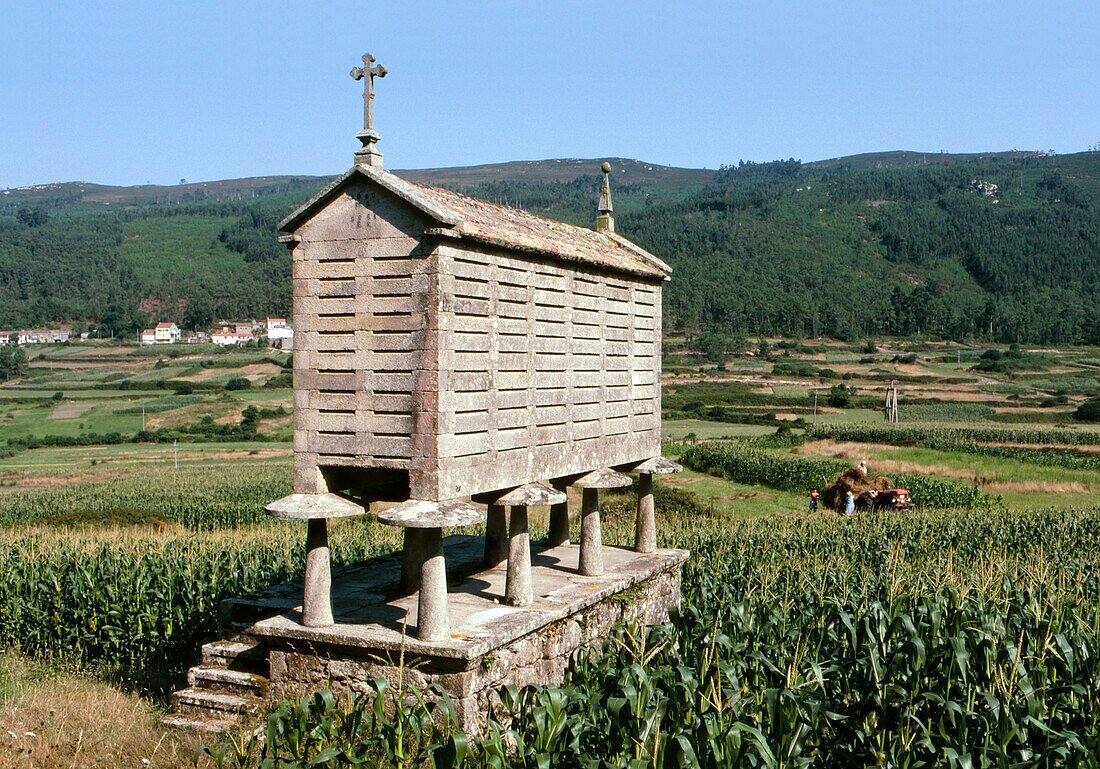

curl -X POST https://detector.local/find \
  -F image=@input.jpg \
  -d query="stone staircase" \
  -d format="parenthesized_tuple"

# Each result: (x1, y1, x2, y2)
(162, 638, 270, 732)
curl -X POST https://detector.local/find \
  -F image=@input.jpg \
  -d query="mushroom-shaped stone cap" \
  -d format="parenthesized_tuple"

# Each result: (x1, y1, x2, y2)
(377, 499, 486, 529)
(266, 492, 366, 520)
(633, 456, 684, 475)
(495, 481, 567, 507)
(574, 468, 633, 489)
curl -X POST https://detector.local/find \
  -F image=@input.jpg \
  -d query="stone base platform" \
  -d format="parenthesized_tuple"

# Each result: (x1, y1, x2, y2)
(170, 536, 687, 733)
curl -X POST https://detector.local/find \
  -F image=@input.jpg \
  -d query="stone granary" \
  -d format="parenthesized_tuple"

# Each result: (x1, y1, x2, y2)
(166, 53, 686, 733)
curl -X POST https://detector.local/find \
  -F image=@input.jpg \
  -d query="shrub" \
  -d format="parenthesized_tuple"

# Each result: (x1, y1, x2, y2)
(827, 383, 852, 407)
(1075, 398, 1100, 423)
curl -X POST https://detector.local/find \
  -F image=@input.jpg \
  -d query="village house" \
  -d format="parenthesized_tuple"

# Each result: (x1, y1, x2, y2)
(4, 328, 71, 345)
(154, 322, 181, 344)
(211, 325, 254, 346)
(140, 328, 157, 346)
(265, 317, 293, 349)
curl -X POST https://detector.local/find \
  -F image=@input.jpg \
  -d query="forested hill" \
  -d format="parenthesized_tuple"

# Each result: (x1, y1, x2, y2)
(2, 150, 1099, 344)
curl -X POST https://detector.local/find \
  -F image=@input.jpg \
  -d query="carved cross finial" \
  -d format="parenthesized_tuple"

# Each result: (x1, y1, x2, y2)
(350, 52, 387, 134)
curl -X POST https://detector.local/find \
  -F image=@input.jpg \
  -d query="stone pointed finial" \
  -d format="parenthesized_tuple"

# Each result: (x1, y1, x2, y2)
(596, 161, 615, 233)
(350, 52, 388, 167)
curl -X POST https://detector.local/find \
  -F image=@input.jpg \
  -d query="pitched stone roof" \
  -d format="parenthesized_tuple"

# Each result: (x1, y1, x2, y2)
(279, 165, 670, 281)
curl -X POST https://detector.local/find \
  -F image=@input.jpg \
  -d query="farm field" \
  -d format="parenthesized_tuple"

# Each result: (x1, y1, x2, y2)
(0, 337, 1098, 765)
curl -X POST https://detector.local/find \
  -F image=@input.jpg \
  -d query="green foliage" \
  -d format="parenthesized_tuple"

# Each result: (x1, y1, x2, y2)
(806, 424, 1100, 471)
(805, 423, 1100, 446)
(826, 383, 852, 407)
(16, 206, 49, 227)
(222, 505, 1100, 766)
(0, 464, 287, 529)
(1075, 398, 1100, 423)
(224, 376, 252, 391)
(622, 152, 1100, 344)
(4, 153, 1100, 343)
(205, 683, 467, 768)
(0, 343, 28, 382)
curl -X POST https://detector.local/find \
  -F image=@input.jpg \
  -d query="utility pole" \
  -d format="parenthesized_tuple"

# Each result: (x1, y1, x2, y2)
(813, 391, 818, 423)
(174, 440, 179, 471)
(142, 407, 146, 432)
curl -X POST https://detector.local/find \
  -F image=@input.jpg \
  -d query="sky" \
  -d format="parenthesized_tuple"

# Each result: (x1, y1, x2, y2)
(1, 0, 1097, 188)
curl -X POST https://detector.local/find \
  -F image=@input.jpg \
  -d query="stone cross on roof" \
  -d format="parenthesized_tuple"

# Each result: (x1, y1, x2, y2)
(350, 52, 387, 166)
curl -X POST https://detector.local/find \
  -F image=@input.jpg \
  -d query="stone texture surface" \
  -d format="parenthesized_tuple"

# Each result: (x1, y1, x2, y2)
(265, 492, 365, 520)
(172, 535, 686, 733)
(377, 498, 486, 528)
(263, 563, 683, 735)
(282, 167, 668, 505)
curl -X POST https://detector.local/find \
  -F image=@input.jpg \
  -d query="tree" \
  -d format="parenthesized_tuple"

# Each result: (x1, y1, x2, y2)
(827, 384, 853, 408)
(16, 206, 49, 227)
(0, 343, 28, 382)
(1075, 398, 1100, 423)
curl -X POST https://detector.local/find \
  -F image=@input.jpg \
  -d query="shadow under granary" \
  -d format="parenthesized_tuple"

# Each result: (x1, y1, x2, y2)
(166, 52, 688, 734)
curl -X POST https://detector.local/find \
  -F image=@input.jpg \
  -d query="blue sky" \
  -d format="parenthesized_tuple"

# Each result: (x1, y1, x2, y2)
(1, 1, 1097, 187)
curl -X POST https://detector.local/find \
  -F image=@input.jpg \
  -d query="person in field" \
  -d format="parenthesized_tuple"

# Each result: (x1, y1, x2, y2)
(844, 490, 856, 516)
(808, 488, 820, 513)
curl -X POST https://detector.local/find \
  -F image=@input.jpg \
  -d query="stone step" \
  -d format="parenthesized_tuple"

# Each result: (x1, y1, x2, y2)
(171, 688, 263, 719)
(201, 639, 268, 675)
(161, 714, 242, 734)
(188, 666, 269, 698)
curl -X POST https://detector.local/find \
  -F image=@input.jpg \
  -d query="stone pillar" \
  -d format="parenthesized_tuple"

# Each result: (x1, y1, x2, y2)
(579, 488, 604, 576)
(506, 505, 533, 606)
(401, 527, 424, 594)
(302, 518, 334, 627)
(417, 527, 448, 642)
(484, 503, 508, 566)
(635, 472, 657, 554)
(547, 479, 570, 547)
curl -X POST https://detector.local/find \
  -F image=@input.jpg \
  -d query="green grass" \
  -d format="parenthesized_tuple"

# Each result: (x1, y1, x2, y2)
(0, 442, 290, 483)
(652, 467, 806, 518)
(805, 407, 882, 424)
(662, 419, 776, 440)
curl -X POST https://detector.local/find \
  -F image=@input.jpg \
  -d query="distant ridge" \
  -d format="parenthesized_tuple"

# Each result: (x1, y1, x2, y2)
(395, 157, 710, 190)
(2, 150, 1053, 207)
(807, 149, 1048, 170)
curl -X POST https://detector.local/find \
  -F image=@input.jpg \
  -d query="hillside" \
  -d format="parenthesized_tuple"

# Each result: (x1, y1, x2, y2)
(2, 150, 1099, 344)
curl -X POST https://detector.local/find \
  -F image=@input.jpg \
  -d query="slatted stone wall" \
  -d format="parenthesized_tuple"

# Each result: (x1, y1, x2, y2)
(291, 185, 430, 493)
(289, 181, 664, 501)
(432, 242, 662, 500)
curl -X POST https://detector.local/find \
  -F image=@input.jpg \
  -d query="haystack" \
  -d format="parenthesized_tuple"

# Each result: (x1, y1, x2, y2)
(821, 468, 893, 511)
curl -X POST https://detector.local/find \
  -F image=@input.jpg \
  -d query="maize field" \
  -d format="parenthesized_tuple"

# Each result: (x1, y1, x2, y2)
(216, 502, 1100, 767)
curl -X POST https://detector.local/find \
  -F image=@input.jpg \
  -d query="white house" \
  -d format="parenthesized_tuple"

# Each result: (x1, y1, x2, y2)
(141, 328, 157, 346)
(266, 317, 293, 348)
(19, 329, 70, 344)
(154, 322, 181, 344)
(211, 326, 254, 346)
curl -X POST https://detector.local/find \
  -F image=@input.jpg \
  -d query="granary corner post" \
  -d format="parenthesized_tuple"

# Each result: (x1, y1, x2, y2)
(574, 469, 632, 576)
(264, 493, 367, 628)
(631, 457, 683, 554)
